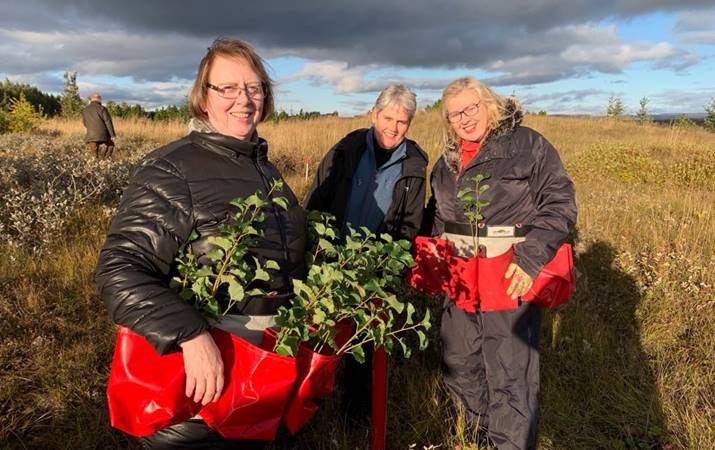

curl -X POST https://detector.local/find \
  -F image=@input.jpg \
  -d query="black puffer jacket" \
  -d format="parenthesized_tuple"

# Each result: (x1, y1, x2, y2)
(95, 132, 306, 355)
(304, 129, 428, 241)
(424, 101, 576, 278)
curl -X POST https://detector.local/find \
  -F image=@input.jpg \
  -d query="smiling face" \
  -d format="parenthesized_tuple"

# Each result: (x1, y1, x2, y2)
(371, 105, 411, 150)
(445, 88, 489, 143)
(204, 55, 264, 140)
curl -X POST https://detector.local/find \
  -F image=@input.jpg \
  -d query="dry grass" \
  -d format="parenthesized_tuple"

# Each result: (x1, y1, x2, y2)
(3, 113, 714, 449)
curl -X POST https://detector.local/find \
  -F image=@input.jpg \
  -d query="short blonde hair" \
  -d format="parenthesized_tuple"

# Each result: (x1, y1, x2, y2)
(440, 77, 507, 149)
(189, 37, 274, 121)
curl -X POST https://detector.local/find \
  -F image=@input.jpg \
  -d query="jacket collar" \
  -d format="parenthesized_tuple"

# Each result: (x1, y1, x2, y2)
(343, 128, 427, 177)
(187, 118, 268, 161)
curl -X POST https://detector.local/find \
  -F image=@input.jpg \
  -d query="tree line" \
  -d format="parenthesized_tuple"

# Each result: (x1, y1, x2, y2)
(3, 72, 715, 134)
(1, 72, 338, 132)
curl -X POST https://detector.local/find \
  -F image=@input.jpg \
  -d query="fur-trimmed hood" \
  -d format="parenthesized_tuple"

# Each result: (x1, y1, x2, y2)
(443, 97, 524, 173)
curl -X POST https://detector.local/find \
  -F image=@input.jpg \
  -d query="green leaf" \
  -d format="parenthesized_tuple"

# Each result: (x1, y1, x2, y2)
(397, 337, 411, 358)
(384, 295, 405, 314)
(208, 236, 233, 251)
(417, 330, 428, 351)
(405, 301, 415, 324)
(313, 308, 326, 324)
(205, 299, 220, 319)
(350, 345, 366, 364)
(318, 238, 335, 253)
(264, 259, 280, 271)
(379, 233, 392, 242)
(421, 308, 432, 329)
(254, 267, 270, 282)
(195, 266, 213, 277)
(226, 277, 245, 302)
(206, 249, 224, 262)
(272, 196, 289, 210)
(313, 222, 326, 235)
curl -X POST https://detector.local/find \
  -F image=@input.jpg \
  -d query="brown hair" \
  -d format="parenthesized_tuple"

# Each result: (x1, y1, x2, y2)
(189, 37, 274, 121)
(440, 76, 507, 150)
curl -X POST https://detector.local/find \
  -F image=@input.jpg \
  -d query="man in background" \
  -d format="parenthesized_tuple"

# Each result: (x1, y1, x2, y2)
(82, 93, 116, 159)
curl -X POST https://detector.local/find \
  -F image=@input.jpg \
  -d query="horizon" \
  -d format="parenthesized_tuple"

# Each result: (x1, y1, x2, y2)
(1, 1, 714, 116)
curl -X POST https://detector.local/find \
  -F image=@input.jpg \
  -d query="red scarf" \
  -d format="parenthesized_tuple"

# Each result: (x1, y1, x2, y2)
(461, 140, 481, 171)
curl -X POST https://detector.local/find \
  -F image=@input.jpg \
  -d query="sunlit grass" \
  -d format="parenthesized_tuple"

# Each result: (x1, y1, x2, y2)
(2, 113, 714, 449)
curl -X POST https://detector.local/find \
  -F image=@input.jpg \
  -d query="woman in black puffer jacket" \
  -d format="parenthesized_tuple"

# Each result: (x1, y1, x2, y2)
(95, 38, 305, 449)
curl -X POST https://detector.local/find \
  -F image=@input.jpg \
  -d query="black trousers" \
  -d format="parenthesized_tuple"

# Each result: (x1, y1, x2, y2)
(441, 300, 542, 450)
(342, 344, 374, 420)
(137, 418, 267, 450)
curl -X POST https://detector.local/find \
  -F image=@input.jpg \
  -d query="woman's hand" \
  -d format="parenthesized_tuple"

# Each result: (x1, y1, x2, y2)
(179, 331, 224, 405)
(505, 263, 533, 300)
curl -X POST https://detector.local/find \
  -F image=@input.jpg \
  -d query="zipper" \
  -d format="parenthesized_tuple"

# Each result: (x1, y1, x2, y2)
(254, 158, 291, 290)
(385, 175, 416, 237)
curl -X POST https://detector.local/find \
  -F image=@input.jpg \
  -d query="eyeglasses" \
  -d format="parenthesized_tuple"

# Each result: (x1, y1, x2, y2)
(447, 102, 481, 123)
(206, 82, 265, 100)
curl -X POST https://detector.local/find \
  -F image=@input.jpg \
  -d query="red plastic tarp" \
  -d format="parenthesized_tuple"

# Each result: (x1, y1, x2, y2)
(106, 326, 203, 437)
(280, 324, 351, 434)
(408, 236, 575, 312)
(199, 329, 297, 440)
(107, 325, 349, 439)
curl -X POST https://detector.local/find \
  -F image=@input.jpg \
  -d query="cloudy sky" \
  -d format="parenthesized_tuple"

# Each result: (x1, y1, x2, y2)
(1, 0, 714, 116)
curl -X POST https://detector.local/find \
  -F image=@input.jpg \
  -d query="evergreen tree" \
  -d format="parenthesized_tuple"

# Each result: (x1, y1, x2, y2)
(425, 98, 442, 111)
(704, 97, 715, 133)
(7, 93, 43, 133)
(674, 114, 696, 129)
(0, 79, 61, 116)
(60, 71, 84, 118)
(607, 95, 625, 118)
(636, 96, 651, 125)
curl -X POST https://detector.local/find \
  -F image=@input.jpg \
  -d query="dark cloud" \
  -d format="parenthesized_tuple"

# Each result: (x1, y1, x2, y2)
(0, 0, 711, 106)
(2, 1, 710, 69)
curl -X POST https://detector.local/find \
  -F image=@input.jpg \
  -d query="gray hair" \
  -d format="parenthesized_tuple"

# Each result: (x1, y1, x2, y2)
(373, 84, 417, 119)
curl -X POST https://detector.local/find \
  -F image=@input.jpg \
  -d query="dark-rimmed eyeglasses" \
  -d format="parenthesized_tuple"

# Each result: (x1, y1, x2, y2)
(447, 102, 481, 123)
(206, 82, 265, 100)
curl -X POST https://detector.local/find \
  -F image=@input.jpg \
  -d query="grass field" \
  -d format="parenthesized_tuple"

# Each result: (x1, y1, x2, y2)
(1, 112, 713, 449)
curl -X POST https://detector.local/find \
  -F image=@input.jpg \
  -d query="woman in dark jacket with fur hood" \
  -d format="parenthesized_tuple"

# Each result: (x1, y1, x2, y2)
(423, 77, 576, 450)
(95, 38, 305, 449)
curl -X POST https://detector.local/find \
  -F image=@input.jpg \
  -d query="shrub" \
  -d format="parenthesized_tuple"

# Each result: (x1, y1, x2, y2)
(0, 133, 154, 252)
(674, 114, 696, 129)
(705, 97, 715, 133)
(7, 93, 43, 133)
